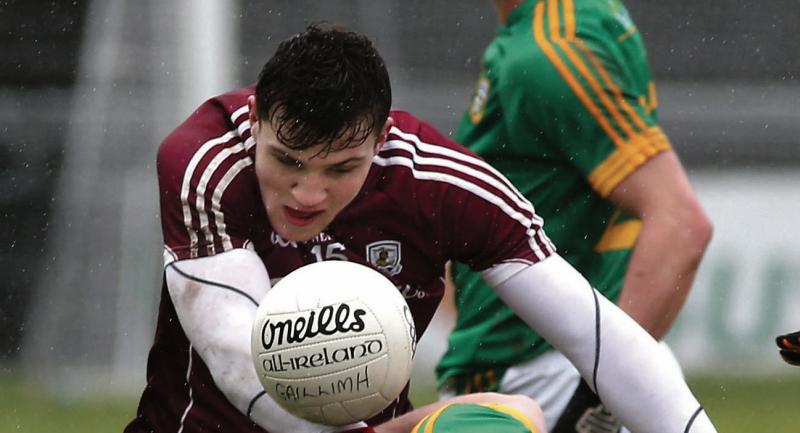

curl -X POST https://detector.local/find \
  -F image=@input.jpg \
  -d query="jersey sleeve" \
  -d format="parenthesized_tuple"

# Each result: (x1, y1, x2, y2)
(507, 8, 671, 197)
(157, 99, 260, 265)
(389, 112, 555, 272)
(442, 168, 554, 272)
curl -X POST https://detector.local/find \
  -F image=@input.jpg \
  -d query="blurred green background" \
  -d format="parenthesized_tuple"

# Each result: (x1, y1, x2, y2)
(3, 374, 799, 433)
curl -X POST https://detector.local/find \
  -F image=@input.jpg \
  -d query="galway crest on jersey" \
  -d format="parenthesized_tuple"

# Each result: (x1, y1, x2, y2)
(366, 240, 403, 276)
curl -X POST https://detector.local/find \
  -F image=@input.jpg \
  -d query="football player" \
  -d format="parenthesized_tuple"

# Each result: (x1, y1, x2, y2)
(125, 23, 717, 433)
(375, 393, 546, 433)
(437, 1, 713, 432)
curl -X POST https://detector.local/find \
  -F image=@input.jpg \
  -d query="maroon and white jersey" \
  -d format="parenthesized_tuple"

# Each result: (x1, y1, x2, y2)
(127, 87, 554, 433)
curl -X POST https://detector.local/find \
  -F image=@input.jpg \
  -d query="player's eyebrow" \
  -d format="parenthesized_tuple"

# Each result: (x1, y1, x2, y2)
(327, 156, 365, 166)
(268, 148, 302, 164)
(268, 147, 365, 167)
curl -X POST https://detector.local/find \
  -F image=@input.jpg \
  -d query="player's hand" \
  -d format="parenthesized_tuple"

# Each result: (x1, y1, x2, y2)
(552, 379, 621, 433)
(776, 330, 800, 366)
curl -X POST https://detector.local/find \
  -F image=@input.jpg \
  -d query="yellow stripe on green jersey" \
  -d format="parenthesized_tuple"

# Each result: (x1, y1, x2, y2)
(437, 0, 670, 391)
(410, 403, 539, 433)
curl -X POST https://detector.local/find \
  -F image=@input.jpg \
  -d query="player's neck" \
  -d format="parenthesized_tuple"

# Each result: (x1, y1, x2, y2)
(493, 0, 524, 24)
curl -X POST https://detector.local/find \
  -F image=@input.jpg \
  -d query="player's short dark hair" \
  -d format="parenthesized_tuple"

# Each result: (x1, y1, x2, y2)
(255, 23, 392, 153)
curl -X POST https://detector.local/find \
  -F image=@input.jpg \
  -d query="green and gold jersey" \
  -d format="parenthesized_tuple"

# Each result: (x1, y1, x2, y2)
(410, 403, 540, 433)
(437, 0, 671, 391)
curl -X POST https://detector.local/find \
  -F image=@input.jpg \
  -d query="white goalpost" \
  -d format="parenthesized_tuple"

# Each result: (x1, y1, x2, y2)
(22, 0, 239, 397)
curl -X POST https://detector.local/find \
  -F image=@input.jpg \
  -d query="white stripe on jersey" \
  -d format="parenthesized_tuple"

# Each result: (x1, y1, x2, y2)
(194, 132, 254, 252)
(231, 105, 249, 123)
(237, 119, 250, 137)
(210, 147, 254, 250)
(179, 104, 250, 257)
(372, 154, 551, 261)
(383, 138, 539, 221)
(177, 344, 195, 433)
(388, 126, 540, 225)
(385, 126, 553, 255)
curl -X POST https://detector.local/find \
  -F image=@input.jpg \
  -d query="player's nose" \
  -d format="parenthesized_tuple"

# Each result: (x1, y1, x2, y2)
(291, 174, 327, 207)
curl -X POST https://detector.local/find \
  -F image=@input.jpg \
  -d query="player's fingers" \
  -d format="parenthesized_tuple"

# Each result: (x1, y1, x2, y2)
(776, 337, 794, 350)
(779, 349, 800, 366)
(776, 332, 800, 350)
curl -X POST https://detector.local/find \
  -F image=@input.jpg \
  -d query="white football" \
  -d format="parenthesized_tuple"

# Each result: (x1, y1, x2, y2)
(251, 260, 416, 426)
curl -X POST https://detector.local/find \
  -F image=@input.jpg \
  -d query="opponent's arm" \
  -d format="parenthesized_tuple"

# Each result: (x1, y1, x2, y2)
(482, 255, 717, 433)
(608, 150, 713, 339)
(165, 248, 364, 433)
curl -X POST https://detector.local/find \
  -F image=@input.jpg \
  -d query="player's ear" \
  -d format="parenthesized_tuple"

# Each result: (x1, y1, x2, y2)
(248, 95, 260, 136)
(373, 116, 394, 154)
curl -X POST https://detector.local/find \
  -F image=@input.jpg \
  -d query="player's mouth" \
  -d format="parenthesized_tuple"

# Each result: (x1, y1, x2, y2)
(283, 206, 324, 227)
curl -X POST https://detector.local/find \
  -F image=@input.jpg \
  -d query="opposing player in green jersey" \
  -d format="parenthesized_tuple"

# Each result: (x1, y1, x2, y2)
(437, 0, 713, 431)
(387, 393, 546, 433)
(410, 403, 541, 433)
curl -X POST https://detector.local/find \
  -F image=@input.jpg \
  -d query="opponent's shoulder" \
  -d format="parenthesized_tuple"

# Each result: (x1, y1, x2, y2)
(574, 0, 639, 38)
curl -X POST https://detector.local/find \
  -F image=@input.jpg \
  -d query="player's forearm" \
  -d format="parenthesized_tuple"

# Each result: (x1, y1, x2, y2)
(166, 250, 350, 433)
(617, 206, 712, 339)
(484, 255, 718, 433)
(166, 254, 270, 418)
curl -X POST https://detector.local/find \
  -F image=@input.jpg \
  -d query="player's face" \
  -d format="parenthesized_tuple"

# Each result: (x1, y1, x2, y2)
(250, 100, 391, 242)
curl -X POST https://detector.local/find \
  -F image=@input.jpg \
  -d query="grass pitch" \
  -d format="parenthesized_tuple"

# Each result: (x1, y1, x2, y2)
(1, 374, 798, 432)
(688, 375, 799, 433)
(0, 374, 136, 433)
